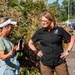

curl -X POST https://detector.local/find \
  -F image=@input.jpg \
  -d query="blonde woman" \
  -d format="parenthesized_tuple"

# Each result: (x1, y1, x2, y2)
(28, 11, 74, 75)
(0, 18, 24, 75)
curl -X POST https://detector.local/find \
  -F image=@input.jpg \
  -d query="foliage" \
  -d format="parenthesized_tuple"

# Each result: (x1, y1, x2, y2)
(19, 67, 41, 75)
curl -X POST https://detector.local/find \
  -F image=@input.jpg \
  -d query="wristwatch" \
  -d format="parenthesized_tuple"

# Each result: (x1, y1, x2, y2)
(66, 50, 70, 53)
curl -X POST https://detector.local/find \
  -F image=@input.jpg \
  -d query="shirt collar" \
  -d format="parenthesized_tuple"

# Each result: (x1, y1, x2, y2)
(42, 27, 47, 31)
(42, 27, 54, 32)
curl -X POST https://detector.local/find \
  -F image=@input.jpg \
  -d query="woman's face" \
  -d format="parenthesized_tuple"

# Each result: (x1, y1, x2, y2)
(1, 24, 13, 37)
(8, 25, 12, 32)
(41, 16, 51, 28)
(5, 24, 12, 34)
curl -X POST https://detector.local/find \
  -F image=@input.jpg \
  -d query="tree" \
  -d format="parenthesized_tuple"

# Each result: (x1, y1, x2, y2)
(48, 0, 62, 22)
(69, 0, 75, 18)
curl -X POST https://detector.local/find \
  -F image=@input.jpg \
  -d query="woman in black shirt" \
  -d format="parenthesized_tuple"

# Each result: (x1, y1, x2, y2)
(28, 11, 74, 75)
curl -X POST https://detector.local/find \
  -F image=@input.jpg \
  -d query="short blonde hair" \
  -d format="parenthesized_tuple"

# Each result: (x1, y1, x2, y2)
(41, 11, 56, 29)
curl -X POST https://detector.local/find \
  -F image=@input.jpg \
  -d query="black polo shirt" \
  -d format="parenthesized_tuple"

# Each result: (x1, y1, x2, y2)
(31, 27, 71, 67)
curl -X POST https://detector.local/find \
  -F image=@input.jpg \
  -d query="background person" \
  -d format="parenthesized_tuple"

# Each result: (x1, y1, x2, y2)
(28, 11, 75, 75)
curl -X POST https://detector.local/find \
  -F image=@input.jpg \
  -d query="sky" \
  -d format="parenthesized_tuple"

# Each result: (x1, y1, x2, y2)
(48, 0, 63, 5)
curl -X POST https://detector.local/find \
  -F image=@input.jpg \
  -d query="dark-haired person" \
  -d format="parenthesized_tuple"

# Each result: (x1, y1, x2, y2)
(0, 18, 24, 75)
(28, 11, 75, 75)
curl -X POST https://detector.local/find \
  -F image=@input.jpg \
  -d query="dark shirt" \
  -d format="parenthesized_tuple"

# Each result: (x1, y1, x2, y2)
(31, 27, 71, 67)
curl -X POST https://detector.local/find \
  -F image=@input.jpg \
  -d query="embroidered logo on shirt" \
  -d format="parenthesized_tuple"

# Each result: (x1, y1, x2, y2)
(54, 29, 58, 34)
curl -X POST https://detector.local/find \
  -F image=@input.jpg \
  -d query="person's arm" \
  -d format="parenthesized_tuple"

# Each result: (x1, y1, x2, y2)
(0, 50, 12, 60)
(0, 46, 16, 60)
(66, 36, 75, 51)
(60, 36, 75, 59)
(28, 39, 38, 54)
(28, 39, 43, 57)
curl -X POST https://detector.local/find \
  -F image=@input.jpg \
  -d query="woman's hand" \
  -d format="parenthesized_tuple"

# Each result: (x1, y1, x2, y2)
(9, 46, 16, 56)
(60, 50, 70, 59)
(37, 51, 43, 57)
(15, 40, 25, 51)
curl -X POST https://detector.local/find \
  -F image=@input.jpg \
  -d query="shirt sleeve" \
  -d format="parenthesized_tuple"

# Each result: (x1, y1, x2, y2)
(31, 30, 39, 43)
(0, 38, 5, 51)
(60, 27, 71, 43)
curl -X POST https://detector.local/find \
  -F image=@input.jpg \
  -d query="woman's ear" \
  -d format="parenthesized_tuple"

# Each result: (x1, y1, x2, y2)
(3, 26, 6, 29)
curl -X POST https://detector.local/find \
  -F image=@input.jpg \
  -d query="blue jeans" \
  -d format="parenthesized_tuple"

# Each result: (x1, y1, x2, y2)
(4, 69, 17, 75)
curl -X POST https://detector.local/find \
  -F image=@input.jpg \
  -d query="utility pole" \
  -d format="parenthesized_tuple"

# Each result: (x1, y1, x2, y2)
(46, 0, 48, 10)
(68, 0, 69, 21)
